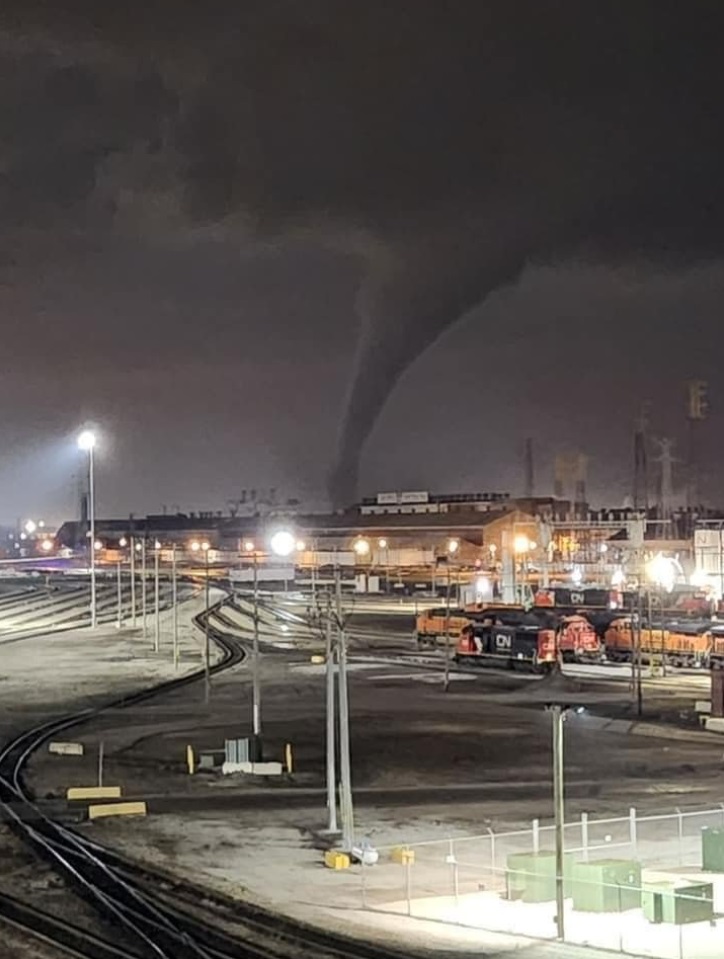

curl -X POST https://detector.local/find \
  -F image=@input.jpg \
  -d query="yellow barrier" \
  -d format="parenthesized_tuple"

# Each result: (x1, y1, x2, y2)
(285, 742, 293, 774)
(187, 744, 195, 775)
(391, 847, 415, 865)
(88, 802, 147, 820)
(67, 786, 121, 801)
(324, 850, 350, 870)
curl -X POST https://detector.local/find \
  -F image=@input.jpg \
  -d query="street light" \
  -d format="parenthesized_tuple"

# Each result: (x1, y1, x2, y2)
(24, 520, 37, 534)
(77, 429, 97, 628)
(545, 703, 586, 942)
(447, 538, 459, 555)
(353, 537, 370, 556)
(270, 529, 295, 557)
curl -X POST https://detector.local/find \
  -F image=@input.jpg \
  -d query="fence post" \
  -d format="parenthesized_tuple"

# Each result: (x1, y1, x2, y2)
(361, 853, 367, 909)
(629, 807, 637, 857)
(532, 818, 540, 853)
(676, 808, 684, 866)
(447, 839, 459, 906)
(581, 812, 589, 862)
(488, 826, 496, 882)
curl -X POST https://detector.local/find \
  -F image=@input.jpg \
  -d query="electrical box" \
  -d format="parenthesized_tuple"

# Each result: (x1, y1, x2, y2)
(506, 851, 573, 903)
(702, 826, 724, 872)
(642, 881, 714, 925)
(571, 859, 641, 913)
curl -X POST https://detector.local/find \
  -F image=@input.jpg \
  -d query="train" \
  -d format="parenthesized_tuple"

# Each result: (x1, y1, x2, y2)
(416, 604, 603, 662)
(454, 623, 557, 673)
(604, 618, 724, 669)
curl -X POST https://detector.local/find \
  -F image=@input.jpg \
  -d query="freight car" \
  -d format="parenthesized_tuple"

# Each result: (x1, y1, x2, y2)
(454, 623, 557, 673)
(604, 618, 712, 668)
(415, 607, 471, 647)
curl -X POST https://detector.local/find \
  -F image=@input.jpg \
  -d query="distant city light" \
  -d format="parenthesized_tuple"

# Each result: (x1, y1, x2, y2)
(135, 542, 142, 552)
(270, 530, 295, 557)
(295, 540, 306, 551)
(378, 538, 388, 549)
(647, 553, 677, 592)
(243, 540, 255, 552)
(447, 538, 459, 554)
(600, 543, 609, 554)
(611, 569, 625, 587)
(94, 540, 103, 550)
(514, 534, 532, 554)
(20, 532, 27, 541)
(190, 541, 200, 552)
(119, 537, 128, 548)
(38, 520, 45, 528)
(41, 539, 53, 552)
(154, 540, 162, 549)
(24, 520, 37, 534)
(354, 537, 371, 556)
(571, 567, 583, 585)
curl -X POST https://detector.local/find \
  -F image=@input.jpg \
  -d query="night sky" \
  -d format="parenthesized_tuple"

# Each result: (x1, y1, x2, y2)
(1, 2, 724, 523)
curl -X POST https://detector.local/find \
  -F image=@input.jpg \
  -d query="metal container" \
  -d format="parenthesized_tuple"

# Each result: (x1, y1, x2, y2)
(506, 851, 573, 903)
(571, 859, 641, 913)
(642, 881, 714, 925)
(702, 826, 724, 872)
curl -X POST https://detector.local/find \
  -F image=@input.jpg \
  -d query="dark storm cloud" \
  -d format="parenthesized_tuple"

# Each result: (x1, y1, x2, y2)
(2, 2, 724, 503)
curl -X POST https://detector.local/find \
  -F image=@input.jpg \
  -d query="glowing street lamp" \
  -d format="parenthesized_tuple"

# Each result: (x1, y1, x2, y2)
(243, 539, 255, 552)
(77, 428, 97, 628)
(353, 537, 370, 557)
(446, 538, 459, 555)
(41, 539, 53, 552)
(647, 553, 677, 593)
(270, 530, 295, 557)
(24, 520, 37, 535)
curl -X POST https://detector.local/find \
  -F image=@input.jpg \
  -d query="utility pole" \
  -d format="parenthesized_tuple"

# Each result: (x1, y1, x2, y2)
(172, 543, 179, 669)
(551, 704, 566, 942)
(524, 437, 535, 499)
(443, 563, 451, 692)
(154, 542, 161, 653)
(335, 564, 354, 851)
(324, 593, 338, 833)
(130, 536, 137, 627)
(252, 551, 261, 739)
(116, 559, 123, 628)
(141, 538, 147, 638)
(204, 545, 210, 704)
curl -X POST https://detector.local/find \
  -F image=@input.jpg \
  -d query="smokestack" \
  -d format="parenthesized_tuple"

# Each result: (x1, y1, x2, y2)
(524, 437, 535, 499)
(633, 404, 649, 510)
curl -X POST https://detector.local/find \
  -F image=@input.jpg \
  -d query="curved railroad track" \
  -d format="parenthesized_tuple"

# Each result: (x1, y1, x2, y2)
(0, 599, 408, 959)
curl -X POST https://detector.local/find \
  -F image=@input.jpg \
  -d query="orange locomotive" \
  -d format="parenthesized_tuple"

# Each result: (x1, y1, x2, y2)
(603, 618, 720, 668)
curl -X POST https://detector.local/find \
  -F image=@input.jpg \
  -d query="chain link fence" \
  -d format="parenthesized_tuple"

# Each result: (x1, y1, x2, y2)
(355, 804, 724, 957)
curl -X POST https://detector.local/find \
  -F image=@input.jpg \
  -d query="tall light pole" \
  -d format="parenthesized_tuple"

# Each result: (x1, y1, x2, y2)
(336, 560, 354, 851)
(172, 543, 179, 669)
(141, 538, 148, 638)
(117, 537, 126, 629)
(547, 703, 567, 942)
(154, 539, 161, 653)
(77, 430, 97, 628)
(130, 537, 137, 627)
(324, 592, 338, 833)
(444, 538, 459, 692)
(192, 541, 211, 702)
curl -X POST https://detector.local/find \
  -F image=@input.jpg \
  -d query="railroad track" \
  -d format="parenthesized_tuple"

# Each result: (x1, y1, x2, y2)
(0, 600, 408, 959)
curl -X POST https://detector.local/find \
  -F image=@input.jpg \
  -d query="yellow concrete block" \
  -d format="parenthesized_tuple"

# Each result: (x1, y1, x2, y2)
(391, 847, 415, 865)
(310, 655, 325, 664)
(88, 801, 147, 820)
(324, 850, 350, 870)
(67, 786, 122, 801)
